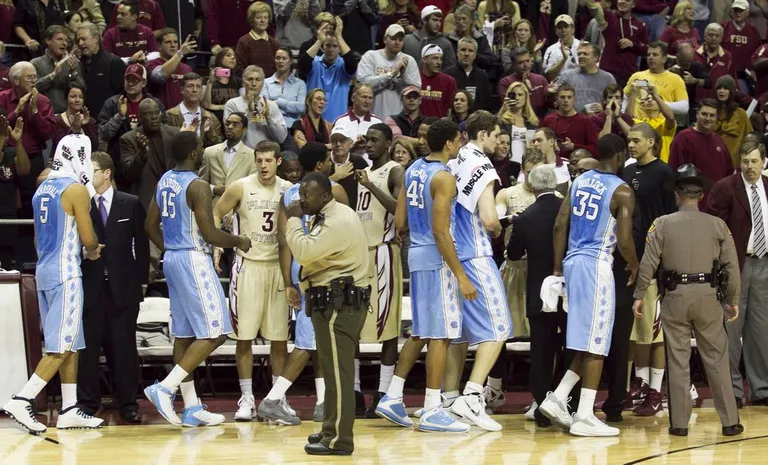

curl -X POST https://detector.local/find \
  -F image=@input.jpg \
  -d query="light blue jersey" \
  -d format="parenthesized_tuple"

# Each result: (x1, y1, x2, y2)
(453, 198, 494, 262)
(156, 170, 210, 253)
(283, 182, 307, 286)
(33, 177, 81, 291)
(566, 170, 626, 263)
(405, 158, 449, 272)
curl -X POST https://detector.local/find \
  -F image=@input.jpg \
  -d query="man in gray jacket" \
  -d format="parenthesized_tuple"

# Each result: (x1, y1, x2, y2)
(32, 25, 86, 113)
(402, 6, 456, 70)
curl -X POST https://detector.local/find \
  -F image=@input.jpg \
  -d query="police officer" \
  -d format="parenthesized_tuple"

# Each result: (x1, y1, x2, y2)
(284, 171, 370, 456)
(632, 163, 743, 437)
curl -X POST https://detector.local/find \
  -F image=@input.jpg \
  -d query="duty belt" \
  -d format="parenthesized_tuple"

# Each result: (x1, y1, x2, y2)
(672, 272, 712, 284)
(305, 276, 371, 316)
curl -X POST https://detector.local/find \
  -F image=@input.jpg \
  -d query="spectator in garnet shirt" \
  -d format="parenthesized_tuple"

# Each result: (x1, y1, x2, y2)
(721, 0, 761, 94)
(419, 44, 456, 118)
(108, 0, 165, 38)
(496, 47, 549, 120)
(541, 84, 598, 159)
(660, 1, 700, 56)
(694, 23, 736, 101)
(594, 0, 649, 89)
(668, 99, 733, 211)
(235, 2, 281, 79)
(145, 28, 195, 109)
(103, 1, 159, 64)
(207, 0, 253, 55)
(0, 0, 15, 46)
(632, 0, 671, 42)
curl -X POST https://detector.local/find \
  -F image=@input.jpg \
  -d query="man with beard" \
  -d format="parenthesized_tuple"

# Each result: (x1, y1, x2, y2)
(403, 6, 456, 69)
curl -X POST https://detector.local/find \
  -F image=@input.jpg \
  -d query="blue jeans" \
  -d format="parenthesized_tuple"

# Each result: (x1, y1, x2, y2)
(634, 13, 667, 42)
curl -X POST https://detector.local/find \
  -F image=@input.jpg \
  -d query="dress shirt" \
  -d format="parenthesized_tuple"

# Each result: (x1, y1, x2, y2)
(97, 187, 114, 216)
(263, 73, 307, 127)
(543, 39, 582, 79)
(743, 175, 768, 254)
(179, 102, 202, 136)
(223, 141, 241, 170)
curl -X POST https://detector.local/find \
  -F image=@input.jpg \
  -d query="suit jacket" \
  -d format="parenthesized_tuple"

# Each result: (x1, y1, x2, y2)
(708, 173, 768, 271)
(506, 193, 563, 317)
(165, 105, 223, 148)
(81, 190, 149, 309)
(120, 124, 179, 209)
(198, 141, 257, 205)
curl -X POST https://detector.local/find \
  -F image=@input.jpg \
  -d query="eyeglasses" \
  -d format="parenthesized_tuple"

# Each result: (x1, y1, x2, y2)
(22, 75, 38, 82)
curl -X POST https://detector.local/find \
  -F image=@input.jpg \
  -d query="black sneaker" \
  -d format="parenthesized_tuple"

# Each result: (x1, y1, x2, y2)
(365, 392, 385, 418)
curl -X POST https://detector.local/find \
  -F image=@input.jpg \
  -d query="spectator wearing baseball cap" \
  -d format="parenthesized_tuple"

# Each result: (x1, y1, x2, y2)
(377, 1, 420, 45)
(419, 44, 457, 118)
(97, 63, 165, 190)
(722, 0, 761, 94)
(328, 124, 369, 203)
(384, 85, 426, 143)
(402, 5, 457, 70)
(330, 0, 381, 55)
(357, 23, 422, 119)
(542, 14, 582, 82)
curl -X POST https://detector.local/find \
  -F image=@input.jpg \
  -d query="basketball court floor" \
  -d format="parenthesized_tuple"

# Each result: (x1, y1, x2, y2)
(1, 398, 765, 464)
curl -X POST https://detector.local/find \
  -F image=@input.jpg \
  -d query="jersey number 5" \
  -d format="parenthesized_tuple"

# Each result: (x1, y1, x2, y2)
(39, 197, 49, 224)
(572, 191, 602, 220)
(161, 191, 176, 218)
(406, 180, 424, 209)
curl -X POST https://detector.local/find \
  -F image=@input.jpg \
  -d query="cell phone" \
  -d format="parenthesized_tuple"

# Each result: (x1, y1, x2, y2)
(636, 79, 649, 88)
(215, 68, 231, 79)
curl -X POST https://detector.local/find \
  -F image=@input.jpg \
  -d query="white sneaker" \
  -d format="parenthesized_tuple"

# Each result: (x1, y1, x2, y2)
(418, 405, 471, 433)
(182, 403, 226, 427)
(539, 392, 572, 431)
(448, 394, 502, 432)
(569, 412, 620, 437)
(56, 406, 105, 429)
(483, 385, 505, 409)
(2, 396, 47, 433)
(524, 401, 538, 421)
(281, 396, 296, 417)
(234, 394, 255, 422)
(414, 394, 458, 418)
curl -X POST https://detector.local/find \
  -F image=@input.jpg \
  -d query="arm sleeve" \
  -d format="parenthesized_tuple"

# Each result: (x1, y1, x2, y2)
(633, 218, 664, 299)
(267, 102, 288, 143)
(358, 0, 381, 25)
(120, 134, 145, 181)
(343, 53, 360, 76)
(356, 53, 391, 91)
(134, 199, 150, 285)
(404, 57, 421, 87)
(285, 217, 340, 264)
(278, 80, 307, 118)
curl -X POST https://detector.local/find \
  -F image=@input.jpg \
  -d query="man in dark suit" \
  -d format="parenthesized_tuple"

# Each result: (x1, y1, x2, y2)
(708, 139, 768, 407)
(506, 164, 570, 427)
(77, 151, 149, 423)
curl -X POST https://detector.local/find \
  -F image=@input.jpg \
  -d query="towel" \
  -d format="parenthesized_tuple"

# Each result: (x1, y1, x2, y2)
(540, 275, 565, 313)
(451, 142, 499, 213)
(48, 134, 95, 198)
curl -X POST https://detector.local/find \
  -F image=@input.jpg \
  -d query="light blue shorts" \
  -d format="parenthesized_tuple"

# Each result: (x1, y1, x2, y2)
(410, 266, 462, 340)
(37, 278, 85, 353)
(455, 256, 512, 345)
(294, 291, 316, 351)
(165, 249, 232, 339)
(564, 255, 615, 356)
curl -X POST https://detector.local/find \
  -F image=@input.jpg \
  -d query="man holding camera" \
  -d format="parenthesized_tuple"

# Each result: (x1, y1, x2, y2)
(624, 42, 689, 121)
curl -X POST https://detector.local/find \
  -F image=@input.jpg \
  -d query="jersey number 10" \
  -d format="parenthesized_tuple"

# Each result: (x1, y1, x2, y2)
(572, 191, 602, 220)
(406, 180, 424, 209)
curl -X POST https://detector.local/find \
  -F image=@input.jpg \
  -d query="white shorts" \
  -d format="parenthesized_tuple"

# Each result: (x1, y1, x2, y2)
(229, 257, 289, 341)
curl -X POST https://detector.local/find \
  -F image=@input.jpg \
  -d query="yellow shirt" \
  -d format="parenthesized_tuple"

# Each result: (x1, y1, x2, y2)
(716, 108, 753, 168)
(635, 114, 677, 163)
(624, 70, 688, 120)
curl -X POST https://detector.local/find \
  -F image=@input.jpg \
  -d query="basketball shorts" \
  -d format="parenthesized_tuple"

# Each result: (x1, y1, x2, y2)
(37, 278, 85, 353)
(410, 265, 462, 340)
(631, 279, 664, 344)
(454, 256, 512, 345)
(294, 290, 316, 351)
(360, 243, 403, 343)
(229, 257, 289, 341)
(165, 249, 232, 339)
(502, 258, 530, 338)
(564, 255, 615, 356)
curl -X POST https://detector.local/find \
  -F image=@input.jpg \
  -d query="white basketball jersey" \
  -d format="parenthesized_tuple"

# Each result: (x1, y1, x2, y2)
(234, 175, 292, 262)
(357, 160, 399, 248)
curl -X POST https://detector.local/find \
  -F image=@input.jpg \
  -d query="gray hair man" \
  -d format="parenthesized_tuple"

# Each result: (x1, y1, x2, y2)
(528, 165, 558, 195)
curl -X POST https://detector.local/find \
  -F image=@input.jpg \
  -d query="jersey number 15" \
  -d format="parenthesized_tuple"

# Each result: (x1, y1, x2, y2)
(161, 191, 177, 218)
(572, 191, 602, 220)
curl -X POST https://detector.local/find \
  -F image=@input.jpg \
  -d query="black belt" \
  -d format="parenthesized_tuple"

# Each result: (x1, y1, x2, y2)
(673, 272, 711, 285)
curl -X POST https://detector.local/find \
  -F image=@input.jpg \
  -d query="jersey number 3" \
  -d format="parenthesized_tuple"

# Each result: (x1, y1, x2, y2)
(572, 191, 602, 220)
(406, 180, 424, 209)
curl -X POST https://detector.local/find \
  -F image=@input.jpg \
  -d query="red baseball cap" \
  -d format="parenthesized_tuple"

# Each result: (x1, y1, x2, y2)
(125, 63, 146, 80)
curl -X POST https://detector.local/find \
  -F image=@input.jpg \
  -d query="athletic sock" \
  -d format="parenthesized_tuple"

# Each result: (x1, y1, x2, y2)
(487, 376, 503, 391)
(314, 378, 325, 405)
(650, 368, 665, 392)
(266, 377, 293, 401)
(18, 374, 47, 400)
(239, 379, 253, 397)
(424, 388, 441, 411)
(463, 381, 483, 396)
(61, 384, 77, 410)
(553, 370, 580, 401)
(577, 388, 597, 418)
(160, 365, 188, 390)
(443, 390, 460, 406)
(636, 366, 650, 385)
(386, 375, 405, 399)
(378, 364, 395, 394)
(354, 359, 361, 393)
(180, 381, 200, 409)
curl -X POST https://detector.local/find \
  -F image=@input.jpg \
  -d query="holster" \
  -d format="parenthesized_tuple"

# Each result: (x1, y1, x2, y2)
(306, 276, 372, 317)
(656, 262, 666, 300)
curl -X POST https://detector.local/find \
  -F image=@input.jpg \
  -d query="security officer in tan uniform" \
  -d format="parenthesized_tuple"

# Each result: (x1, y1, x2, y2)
(284, 171, 370, 456)
(632, 164, 743, 437)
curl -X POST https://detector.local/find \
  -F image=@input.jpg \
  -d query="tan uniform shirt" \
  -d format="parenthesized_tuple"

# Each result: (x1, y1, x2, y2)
(234, 175, 292, 262)
(357, 160, 399, 248)
(286, 199, 369, 291)
(633, 204, 741, 306)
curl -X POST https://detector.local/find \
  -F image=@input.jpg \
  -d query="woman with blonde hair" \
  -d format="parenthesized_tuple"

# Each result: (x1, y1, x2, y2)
(660, 1, 699, 56)
(390, 138, 417, 167)
(235, 2, 282, 77)
(498, 81, 538, 166)
(502, 19, 545, 75)
(291, 88, 332, 150)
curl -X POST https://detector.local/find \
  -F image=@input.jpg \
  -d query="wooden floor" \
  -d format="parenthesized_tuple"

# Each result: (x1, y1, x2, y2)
(1, 405, 767, 464)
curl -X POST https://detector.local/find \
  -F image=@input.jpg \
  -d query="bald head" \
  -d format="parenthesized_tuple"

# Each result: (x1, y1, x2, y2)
(138, 99, 161, 132)
(299, 171, 333, 215)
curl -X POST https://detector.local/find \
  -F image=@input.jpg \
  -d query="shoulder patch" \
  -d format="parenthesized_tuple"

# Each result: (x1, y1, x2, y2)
(647, 221, 656, 234)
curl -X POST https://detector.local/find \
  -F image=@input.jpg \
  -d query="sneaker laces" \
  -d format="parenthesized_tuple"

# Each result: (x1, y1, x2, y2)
(76, 408, 94, 420)
(237, 395, 254, 407)
(24, 403, 39, 421)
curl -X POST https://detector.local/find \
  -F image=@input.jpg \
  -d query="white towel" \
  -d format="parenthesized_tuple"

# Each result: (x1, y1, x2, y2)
(540, 275, 565, 313)
(451, 142, 499, 213)
(48, 134, 95, 198)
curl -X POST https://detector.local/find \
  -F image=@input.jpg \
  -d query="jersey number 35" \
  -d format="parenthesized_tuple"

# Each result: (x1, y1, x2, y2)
(572, 191, 602, 221)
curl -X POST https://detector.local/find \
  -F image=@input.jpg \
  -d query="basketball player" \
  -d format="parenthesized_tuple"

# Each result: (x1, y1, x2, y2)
(353, 123, 405, 417)
(440, 111, 511, 432)
(3, 135, 105, 433)
(144, 131, 252, 427)
(375, 119, 472, 433)
(213, 140, 293, 422)
(539, 134, 639, 437)
(257, 141, 349, 425)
